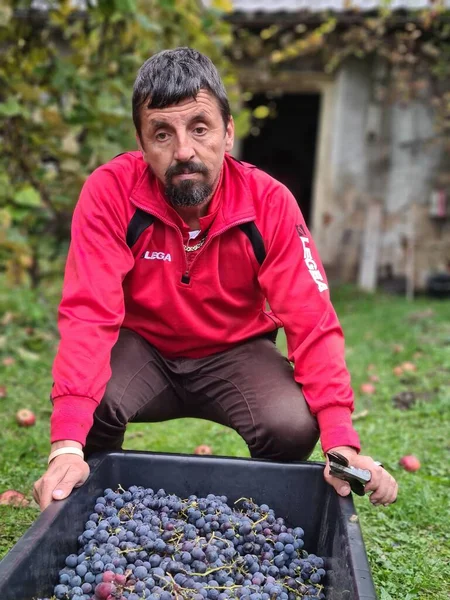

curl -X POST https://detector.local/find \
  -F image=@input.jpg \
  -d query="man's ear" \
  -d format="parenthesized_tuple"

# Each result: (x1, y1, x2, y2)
(225, 116, 235, 153)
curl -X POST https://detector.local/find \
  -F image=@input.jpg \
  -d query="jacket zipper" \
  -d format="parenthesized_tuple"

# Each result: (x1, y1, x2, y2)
(130, 201, 255, 285)
(183, 217, 255, 283)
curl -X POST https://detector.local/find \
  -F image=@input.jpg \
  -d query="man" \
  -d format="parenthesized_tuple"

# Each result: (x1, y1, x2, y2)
(34, 48, 398, 510)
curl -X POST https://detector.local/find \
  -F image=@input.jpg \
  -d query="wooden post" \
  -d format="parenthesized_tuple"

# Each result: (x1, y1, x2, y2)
(358, 201, 383, 292)
(406, 202, 416, 301)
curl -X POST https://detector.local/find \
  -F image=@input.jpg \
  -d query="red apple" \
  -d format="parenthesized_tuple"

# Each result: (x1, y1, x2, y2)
(369, 374, 380, 383)
(393, 366, 404, 376)
(392, 344, 404, 353)
(360, 382, 376, 395)
(401, 362, 417, 372)
(399, 455, 421, 472)
(0, 490, 29, 507)
(0, 386, 7, 399)
(2, 357, 15, 367)
(16, 408, 36, 427)
(194, 444, 213, 455)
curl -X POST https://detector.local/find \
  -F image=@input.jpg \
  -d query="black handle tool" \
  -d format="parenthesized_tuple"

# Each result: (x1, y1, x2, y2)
(326, 451, 372, 496)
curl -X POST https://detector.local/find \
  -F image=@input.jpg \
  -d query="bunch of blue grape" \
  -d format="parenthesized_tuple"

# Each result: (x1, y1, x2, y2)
(37, 486, 326, 600)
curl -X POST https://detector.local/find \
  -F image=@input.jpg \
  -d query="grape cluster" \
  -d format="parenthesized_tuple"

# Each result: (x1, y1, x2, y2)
(37, 486, 326, 600)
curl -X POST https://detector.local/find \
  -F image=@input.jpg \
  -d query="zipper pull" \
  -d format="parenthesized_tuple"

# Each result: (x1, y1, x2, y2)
(181, 272, 190, 284)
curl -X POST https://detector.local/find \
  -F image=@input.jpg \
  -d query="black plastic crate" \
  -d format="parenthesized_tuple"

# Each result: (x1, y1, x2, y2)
(0, 451, 377, 600)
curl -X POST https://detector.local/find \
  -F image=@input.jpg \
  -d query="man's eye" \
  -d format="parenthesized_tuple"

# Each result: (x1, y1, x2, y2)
(194, 127, 207, 135)
(156, 132, 169, 141)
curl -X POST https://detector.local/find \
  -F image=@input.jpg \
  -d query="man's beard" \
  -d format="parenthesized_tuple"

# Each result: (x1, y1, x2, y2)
(165, 161, 212, 208)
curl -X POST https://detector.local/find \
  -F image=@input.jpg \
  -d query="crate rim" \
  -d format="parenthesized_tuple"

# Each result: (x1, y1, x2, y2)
(0, 450, 377, 600)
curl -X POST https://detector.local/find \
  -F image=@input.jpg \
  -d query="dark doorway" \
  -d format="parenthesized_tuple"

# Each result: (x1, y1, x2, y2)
(241, 93, 321, 226)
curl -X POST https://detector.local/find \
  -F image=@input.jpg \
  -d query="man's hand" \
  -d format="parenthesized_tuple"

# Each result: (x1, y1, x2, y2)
(33, 445, 90, 511)
(324, 446, 398, 506)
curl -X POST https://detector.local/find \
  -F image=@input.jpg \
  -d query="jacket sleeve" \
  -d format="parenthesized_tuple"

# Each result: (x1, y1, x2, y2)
(257, 183, 361, 454)
(50, 170, 135, 445)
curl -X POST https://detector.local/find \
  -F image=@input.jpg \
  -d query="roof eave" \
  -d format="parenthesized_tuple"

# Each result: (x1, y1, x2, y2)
(227, 8, 444, 26)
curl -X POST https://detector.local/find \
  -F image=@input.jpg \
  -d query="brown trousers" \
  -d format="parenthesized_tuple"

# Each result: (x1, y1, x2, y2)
(84, 328, 319, 461)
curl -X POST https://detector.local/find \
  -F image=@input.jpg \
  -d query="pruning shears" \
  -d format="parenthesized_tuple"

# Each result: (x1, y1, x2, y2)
(326, 451, 372, 496)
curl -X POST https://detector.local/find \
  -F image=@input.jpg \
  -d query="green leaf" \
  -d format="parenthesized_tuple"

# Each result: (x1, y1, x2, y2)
(136, 13, 162, 33)
(0, 98, 22, 118)
(159, 0, 175, 8)
(114, 0, 137, 12)
(13, 186, 42, 208)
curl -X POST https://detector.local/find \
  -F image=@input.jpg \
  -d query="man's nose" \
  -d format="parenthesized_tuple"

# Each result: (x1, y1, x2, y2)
(173, 134, 195, 163)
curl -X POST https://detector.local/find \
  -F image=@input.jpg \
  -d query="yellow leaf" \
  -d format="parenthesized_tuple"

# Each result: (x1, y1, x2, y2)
(18, 254, 32, 267)
(253, 105, 270, 120)
(17, 347, 40, 362)
(42, 107, 63, 127)
(211, 0, 233, 13)
(62, 132, 80, 155)
(0, 209, 12, 230)
(0, 4, 12, 27)
(61, 159, 81, 173)
(260, 25, 279, 40)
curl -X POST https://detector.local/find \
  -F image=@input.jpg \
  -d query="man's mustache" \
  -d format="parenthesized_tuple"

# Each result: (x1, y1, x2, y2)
(165, 162, 209, 179)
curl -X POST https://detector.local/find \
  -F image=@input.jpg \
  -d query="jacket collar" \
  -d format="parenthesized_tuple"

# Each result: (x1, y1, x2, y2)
(130, 154, 256, 230)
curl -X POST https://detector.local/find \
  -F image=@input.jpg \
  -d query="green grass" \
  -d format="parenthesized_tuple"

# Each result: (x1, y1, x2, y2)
(0, 282, 449, 599)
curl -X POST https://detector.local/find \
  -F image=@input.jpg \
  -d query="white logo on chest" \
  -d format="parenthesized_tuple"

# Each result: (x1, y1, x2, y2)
(141, 251, 172, 262)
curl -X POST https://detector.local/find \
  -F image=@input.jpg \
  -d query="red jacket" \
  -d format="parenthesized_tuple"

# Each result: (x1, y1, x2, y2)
(51, 152, 360, 454)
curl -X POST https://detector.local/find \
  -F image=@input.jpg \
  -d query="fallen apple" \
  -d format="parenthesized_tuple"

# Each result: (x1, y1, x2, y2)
(401, 362, 417, 372)
(2, 357, 15, 367)
(0, 489, 29, 507)
(392, 344, 404, 353)
(393, 366, 404, 376)
(194, 444, 213, 455)
(0, 386, 7, 399)
(399, 455, 421, 472)
(16, 408, 36, 427)
(360, 382, 376, 395)
(369, 374, 380, 383)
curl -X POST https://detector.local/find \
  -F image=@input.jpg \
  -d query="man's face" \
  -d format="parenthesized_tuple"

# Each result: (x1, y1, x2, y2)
(137, 90, 234, 208)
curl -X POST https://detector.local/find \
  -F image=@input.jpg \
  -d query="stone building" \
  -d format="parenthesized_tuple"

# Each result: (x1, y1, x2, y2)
(224, 0, 450, 292)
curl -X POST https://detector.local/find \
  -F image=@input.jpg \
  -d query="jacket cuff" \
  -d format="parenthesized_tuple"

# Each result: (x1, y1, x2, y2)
(317, 405, 361, 455)
(50, 395, 98, 446)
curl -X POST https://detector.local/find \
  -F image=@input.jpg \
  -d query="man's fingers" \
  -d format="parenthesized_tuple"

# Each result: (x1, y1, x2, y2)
(35, 474, 58, 511)
(34, 459, 89, 511)
(364, 463, 384, 494)
(324, 453, 398, 506)
(368, 469, 398, 506)
(32, 479, 43, 506)
(323, 464, 351, 497)
(377, 479, 398, 507)
(52, 464, 89, 501)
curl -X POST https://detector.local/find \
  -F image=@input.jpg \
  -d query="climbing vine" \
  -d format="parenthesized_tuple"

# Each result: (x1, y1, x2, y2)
(0, 0, 248, 286)
(232, 2, 450, 146)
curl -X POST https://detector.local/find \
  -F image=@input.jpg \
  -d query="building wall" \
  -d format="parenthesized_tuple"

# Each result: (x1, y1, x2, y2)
(317, 58, 448, 289)
(314, 58, 372, 281)
(237, 57, 449, 289)
(380, 102, 447, 288)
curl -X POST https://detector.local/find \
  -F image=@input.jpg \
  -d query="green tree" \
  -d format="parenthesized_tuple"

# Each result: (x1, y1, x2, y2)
(0, 0, 245, 286)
